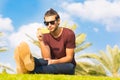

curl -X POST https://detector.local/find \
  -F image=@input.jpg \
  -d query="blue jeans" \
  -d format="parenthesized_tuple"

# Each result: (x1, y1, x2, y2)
(30, 57, 75, 74)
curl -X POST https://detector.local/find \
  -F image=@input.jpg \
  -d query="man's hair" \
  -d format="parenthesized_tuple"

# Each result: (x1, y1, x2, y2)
(44, 8, 60, 20)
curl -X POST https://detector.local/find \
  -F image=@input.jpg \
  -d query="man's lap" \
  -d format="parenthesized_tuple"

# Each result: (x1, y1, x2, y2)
(30, 57, 75, 74)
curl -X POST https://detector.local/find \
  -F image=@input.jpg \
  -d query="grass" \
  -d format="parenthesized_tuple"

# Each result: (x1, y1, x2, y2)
(0, 74, 120, 80)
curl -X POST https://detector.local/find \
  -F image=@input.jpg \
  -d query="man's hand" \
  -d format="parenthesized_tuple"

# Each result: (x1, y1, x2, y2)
(48, 59, 58, 65)
(37, 28, 43, 41)
(44, 58, 58, 65)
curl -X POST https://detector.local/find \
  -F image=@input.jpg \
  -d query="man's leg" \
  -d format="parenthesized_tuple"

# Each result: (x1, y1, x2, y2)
(14, 42, 35, 74)
(31, 58, 75, 74)
(14, 47, 28, 74)
(18, 42, 35, 71)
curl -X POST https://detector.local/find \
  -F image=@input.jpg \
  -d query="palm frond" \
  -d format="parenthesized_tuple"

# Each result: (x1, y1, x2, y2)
(76, 33, 86, 47)
(69, 24, 77, 31)
(0, 32, 3, 36)
(25, 34, 40, 47)
(108, 45, 120, 75)
(0, 63, 15, 72)
(0, 47, 7, 52)
(75, 43, 92, 53)
(75, 62, 106, 76)
(98, 50, 112, 72)
(62, 22, 77, 31)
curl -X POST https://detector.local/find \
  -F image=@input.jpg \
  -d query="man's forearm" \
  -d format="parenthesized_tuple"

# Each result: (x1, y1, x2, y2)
(39, 41, 51, 58)
(48, 56, 73, 65)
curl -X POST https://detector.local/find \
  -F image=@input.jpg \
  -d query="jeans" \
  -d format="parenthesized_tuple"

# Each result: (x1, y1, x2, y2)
(30, 57, 75, 75)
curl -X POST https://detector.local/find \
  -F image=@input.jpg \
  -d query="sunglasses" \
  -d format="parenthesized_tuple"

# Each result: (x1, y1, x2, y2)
(44, 20, 56, 26)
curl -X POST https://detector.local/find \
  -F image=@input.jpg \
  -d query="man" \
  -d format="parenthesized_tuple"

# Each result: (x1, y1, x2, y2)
(14, 8, 76, 74)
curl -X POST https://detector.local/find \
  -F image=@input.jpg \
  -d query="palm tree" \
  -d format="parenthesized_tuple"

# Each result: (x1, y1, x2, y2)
(79, 45, 120, 77)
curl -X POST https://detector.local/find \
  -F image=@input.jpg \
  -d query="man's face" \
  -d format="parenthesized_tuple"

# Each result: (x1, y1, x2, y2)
(44, 15, 60, 32)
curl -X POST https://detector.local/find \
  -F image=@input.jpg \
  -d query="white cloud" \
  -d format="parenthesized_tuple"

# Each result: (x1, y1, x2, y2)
(0, 16, 14, 32)
(9, 23, 43, 47)
(61, 0, 120, 32)
(8, 23, 44, 58)
(59, 12, 76, 26)
(93, 27, 99, 32)
(103, 18, 120, 32)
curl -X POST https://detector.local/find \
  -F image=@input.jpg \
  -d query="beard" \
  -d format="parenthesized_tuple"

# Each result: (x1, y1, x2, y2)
(52, 24, 59, 33)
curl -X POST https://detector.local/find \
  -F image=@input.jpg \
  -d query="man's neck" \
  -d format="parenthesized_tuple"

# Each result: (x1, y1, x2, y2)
(51, 27, 63, 38)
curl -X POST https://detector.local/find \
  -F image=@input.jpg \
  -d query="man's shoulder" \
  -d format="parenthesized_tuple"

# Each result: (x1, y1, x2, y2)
(43, 33, 50, 39)
(63, 27, 74, 32)
(63, 27, 75, 35)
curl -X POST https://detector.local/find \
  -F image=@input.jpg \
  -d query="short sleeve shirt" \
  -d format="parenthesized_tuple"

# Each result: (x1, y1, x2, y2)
(43, 28, 76, 65)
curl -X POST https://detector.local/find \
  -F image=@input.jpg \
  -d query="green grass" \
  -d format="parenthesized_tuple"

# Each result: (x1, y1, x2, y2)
(0, 74, 120, 80)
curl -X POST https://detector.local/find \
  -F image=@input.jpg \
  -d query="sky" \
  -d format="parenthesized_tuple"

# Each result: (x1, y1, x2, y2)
(0, 0, 120, 73)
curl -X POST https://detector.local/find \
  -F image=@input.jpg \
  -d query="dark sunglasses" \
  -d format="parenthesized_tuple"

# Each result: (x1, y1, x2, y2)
(44, 20, 56, 26)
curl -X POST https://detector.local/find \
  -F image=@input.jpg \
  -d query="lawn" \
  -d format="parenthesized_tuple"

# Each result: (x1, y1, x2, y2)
(0, 74, 120, 80)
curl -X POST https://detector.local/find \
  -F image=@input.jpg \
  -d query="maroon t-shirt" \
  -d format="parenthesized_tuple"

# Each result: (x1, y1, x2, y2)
(43, 28, 76, 65)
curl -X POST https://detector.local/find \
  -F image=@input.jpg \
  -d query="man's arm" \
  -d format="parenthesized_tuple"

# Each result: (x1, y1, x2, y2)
(48, 48, 74, 65)
(37, 28, 51, 59)
(39, 41, 51, 59)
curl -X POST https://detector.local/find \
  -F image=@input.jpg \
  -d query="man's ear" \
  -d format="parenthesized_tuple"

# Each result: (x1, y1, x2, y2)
(57, 18, 60, 25)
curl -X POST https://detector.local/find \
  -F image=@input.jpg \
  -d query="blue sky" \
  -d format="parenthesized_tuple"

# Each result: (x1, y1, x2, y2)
(0, 0, 120, 73)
